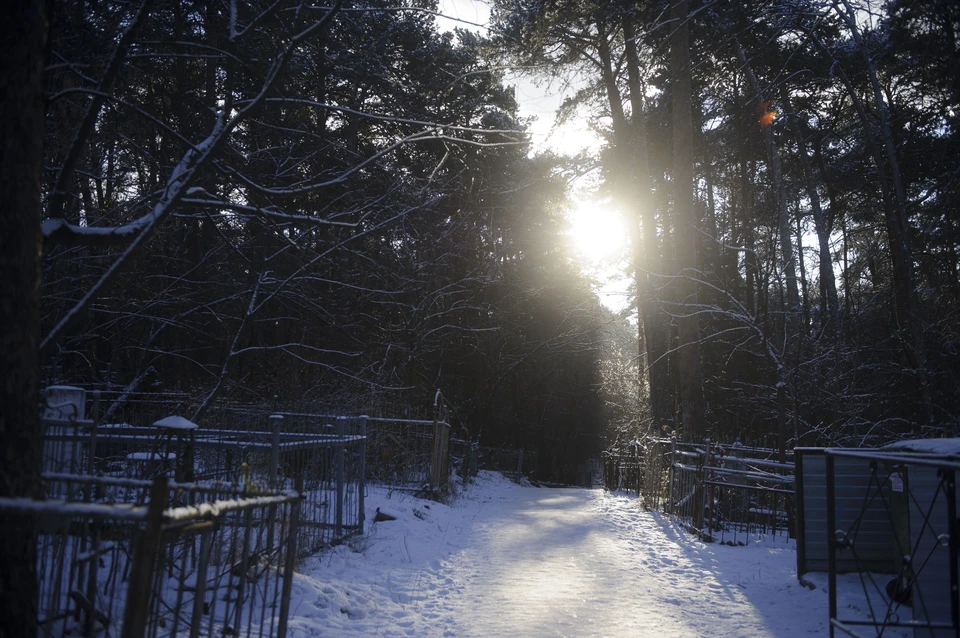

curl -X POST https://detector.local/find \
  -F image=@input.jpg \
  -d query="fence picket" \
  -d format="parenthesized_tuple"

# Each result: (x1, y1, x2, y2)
(121, 477, 167, 638)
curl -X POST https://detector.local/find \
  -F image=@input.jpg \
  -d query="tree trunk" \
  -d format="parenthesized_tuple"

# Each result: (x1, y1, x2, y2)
(734, 75, 757, 317)
(622, 14, 671, 428)
(780, 85, 839, 331)
(834, 0, 924, 373)
(670, 0, 705, 440)
(796, 213, 811, 333)
(735, 43, 800, 323)
(809, 20, 923, 374)
(0, 1, 47, 634)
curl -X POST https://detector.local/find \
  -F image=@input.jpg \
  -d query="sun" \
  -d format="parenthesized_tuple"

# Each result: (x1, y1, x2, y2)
(566, 199, 629, 267)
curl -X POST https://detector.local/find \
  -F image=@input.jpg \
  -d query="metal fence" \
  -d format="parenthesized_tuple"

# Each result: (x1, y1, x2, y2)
(619, 438, 795, 544)
(824, 449, 960, 638)
(28, 386, 475, 637)
(703, 443, 795, 545)
(363, 416, 435, 487)
(42, 387, 464, 548)
(3, 475, 299, 638)
(204, 397, 455, 495)
(345, 398, 453, 494)
(476, 446, 537, 481)
(44, 409, 367, 555)
(449, 438, 479, 482)
(603, 448, 644, 494)
(42, 385, 459, 491)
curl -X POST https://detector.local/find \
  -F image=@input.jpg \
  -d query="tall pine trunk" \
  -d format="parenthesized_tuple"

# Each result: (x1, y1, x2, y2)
(735, 43, 800, 323)
(780, 85, 839, 332)
(834, 0, 924, 373)
(622, 14, 671, 428)
(0, 0, 47, 634)
(735, 42, 799, 451)
(670, 0, 705, 440)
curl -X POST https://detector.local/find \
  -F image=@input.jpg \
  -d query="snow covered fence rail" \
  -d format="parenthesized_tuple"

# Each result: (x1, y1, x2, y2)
(635, 438, 795, 544)
(0, 475, 301, 638)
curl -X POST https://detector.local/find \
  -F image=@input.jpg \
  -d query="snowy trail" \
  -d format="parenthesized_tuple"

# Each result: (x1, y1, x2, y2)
(442, 489, 696, 636)
(286, 472, 876, 637)
(438, 487, 813, 637)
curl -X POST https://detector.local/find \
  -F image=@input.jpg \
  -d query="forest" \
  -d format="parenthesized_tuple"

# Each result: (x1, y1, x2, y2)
(487, 0, 960, 453)
(4, 0, 960, 491)
(1, 0, 959, 634)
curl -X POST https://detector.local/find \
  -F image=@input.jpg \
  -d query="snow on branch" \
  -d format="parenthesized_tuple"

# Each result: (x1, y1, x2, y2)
(40, 1, 345, 357)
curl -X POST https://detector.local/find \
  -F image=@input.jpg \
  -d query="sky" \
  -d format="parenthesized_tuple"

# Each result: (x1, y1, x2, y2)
(435, 0, 600, 155)
(436, 0, 634, 315)
(434, 2, 839, 320)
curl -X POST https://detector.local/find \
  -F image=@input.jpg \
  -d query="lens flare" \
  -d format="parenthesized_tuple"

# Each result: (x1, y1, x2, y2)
(758, 100, 777, 128)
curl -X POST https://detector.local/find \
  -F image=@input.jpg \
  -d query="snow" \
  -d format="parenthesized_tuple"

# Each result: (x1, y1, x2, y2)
(164, 492, 296, 522)
(152, 415, 199, 430)
(125, 451, 175, 460)
(881, 437, 960, 456)
(0, 496, 147, 520)
(283, 471, 893, 637)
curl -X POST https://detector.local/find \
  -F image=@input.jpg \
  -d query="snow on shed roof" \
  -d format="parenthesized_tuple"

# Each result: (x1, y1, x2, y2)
(127, 451, 176, 460)
(153, 415, 199, 430)
(881, 438, 960, 456)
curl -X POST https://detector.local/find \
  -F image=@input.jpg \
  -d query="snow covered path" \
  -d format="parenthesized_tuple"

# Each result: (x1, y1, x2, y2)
(431, 486, 817, 637)
(286, 473, 859, 637)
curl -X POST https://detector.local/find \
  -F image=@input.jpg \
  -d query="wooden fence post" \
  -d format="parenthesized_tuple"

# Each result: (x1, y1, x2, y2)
(430, 402, 440, 491)
(699, 438, 711, 535)
(266, 413, 284, 551)
(87, 390, 100, 476)
(429, 394, 450, 492)
(232, 508, 253, 634)
(439, 418, 450, 489)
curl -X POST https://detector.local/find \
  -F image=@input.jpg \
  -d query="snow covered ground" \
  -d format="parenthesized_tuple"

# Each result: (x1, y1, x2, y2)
(285, 471, 896, 637)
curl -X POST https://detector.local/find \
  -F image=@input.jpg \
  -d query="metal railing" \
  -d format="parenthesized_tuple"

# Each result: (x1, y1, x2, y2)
(824, 449, 960, 638)
(603, 449, 643, 494)
(449, 438, 479, 482)
(347, 396, 452, 494)
(28, 387, 469, 637)
(625, 438, 795, 543)
(41, 386, 456, 495)
(3, 475, 299, 638)
(43, 410, 367, 555)
(475, 446, 537, 481)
